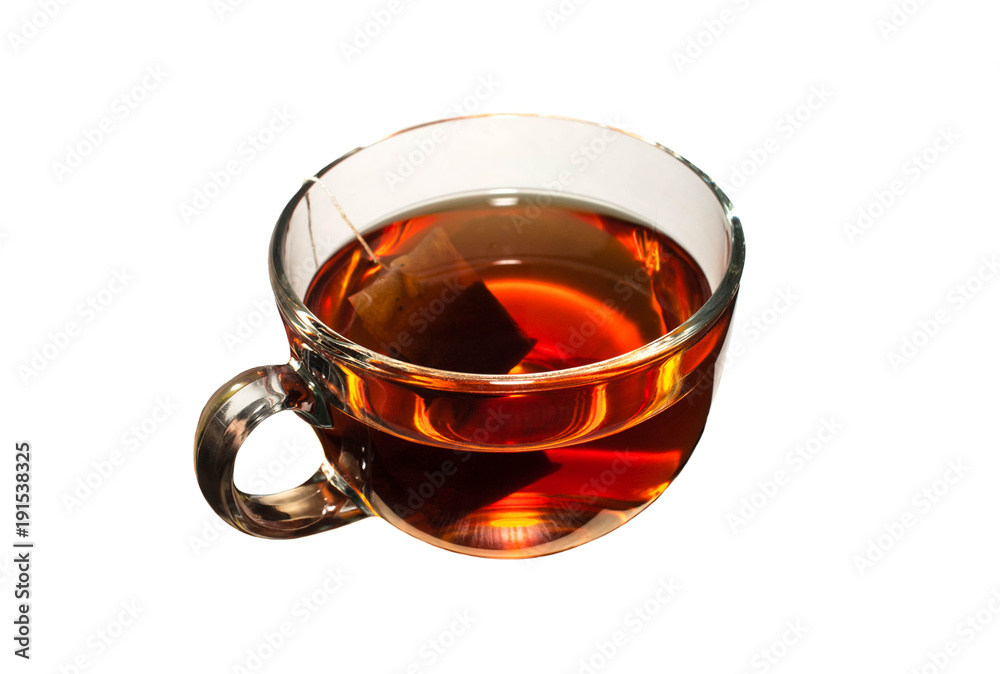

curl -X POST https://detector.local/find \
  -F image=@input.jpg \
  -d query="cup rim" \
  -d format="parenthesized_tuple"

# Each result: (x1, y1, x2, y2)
(269, 113, 744, 389)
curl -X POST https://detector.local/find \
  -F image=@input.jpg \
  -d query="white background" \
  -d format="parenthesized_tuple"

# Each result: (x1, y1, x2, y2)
(2, 0, 999, 672)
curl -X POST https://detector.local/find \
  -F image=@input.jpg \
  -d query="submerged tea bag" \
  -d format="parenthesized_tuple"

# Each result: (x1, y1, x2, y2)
(348, 228, 536, 374)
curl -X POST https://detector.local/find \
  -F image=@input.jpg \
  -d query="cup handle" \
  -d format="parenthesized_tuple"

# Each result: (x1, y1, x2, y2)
(194, 362, 371, 538)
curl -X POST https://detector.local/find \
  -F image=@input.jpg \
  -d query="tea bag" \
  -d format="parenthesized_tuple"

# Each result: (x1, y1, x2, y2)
(348, 227, 536, 374)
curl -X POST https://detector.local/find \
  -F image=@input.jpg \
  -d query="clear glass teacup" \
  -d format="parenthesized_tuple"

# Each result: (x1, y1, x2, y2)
(194, 114, 744, 558)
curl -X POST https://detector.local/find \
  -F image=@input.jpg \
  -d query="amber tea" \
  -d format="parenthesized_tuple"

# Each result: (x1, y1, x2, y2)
(302, 193, 728, 555)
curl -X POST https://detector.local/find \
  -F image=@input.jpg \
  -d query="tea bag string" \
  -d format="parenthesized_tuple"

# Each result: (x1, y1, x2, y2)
(303, 176, 383, 267)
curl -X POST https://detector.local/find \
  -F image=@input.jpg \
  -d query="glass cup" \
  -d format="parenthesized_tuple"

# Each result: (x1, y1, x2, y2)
(194, 114, 744, 559)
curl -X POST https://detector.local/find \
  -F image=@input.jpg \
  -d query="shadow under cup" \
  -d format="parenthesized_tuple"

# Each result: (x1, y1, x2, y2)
(194, 115, 744, 559)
